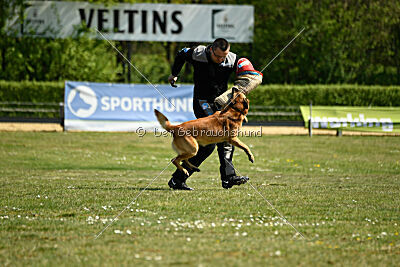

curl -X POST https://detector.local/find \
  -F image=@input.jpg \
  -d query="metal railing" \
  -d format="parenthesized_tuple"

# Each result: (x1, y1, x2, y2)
(247, 105, 303, 125)
(0, 101, 64, 123)
(248, 105, 301, 116)
(0, 102, 303, 126)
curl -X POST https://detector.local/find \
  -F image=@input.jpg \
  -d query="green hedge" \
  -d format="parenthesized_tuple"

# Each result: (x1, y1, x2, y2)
(0, 81, 64, 118)
(1, 81, 400, 106)
(1, 81, 399, 120)
(0, 81, 64, 102)
(248, 84, 400, 106)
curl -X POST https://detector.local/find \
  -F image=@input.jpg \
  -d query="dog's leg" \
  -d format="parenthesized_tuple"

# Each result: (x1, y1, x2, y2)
(229, 137, 254, 163)
(172, 155, 190, 176)
(183, 137, 200, 172)
(172, 136, 200, 175)
(183, 160, 200, 172)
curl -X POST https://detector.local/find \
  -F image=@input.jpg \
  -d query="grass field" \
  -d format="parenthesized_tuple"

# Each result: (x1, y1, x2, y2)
(0, 131, 399, 266)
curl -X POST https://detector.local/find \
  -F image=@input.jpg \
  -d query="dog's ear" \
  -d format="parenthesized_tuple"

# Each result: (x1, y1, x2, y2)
(232, 87, 239, 95)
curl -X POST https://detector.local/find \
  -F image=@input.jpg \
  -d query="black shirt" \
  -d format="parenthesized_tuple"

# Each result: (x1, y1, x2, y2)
(171, 45, 238, 101)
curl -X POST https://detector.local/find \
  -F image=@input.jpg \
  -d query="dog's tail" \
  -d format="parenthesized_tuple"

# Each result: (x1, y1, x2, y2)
(154, 109, 174, 132)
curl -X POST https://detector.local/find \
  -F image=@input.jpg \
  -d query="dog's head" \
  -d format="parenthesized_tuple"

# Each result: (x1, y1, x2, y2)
(229, 87, 250, 117)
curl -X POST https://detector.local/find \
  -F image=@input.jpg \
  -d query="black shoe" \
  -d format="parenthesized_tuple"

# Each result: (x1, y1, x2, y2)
(222, 175, 249, 189)
(168, 177, 194, 190)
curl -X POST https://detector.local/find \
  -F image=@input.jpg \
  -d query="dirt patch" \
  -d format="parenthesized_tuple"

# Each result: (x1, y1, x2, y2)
(0, 123, 63, 132)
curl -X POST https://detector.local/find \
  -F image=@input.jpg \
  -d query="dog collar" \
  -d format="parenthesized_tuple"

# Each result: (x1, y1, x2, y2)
(228, 116, 242, 122)
(230, 104, 247, 116)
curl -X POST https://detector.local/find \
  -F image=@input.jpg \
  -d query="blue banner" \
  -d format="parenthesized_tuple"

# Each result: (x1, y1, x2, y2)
(64, 81, 196, 131)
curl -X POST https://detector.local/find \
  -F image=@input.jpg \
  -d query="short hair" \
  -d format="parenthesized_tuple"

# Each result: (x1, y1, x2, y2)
(212, 38, 230, 51)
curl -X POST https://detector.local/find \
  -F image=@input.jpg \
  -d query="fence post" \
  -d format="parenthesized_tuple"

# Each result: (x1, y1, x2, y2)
(59, 102, 65, 131)
(308, 101, 312, 137)
(127, 41, 132, 83)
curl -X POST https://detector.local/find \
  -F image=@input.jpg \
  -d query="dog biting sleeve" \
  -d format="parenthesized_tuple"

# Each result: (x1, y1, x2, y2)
(214, 58, 263, 107)
(214, 88, 234, 107)
(233, 73, 263, 94)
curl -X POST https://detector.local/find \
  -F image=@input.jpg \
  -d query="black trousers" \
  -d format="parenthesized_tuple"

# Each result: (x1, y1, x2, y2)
(171, 99, 236, 182)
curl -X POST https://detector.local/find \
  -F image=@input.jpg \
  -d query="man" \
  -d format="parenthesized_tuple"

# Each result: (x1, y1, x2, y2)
(167, 38, 252, 190)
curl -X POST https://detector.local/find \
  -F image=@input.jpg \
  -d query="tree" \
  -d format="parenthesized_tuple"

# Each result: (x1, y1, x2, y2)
(1, 0, 399, 84)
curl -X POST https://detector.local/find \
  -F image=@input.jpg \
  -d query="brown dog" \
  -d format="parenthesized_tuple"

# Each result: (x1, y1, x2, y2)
(154, 89, 254, 176)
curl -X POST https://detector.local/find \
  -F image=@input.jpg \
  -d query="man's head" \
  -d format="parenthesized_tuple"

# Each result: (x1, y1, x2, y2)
(210, 38, 230, 64)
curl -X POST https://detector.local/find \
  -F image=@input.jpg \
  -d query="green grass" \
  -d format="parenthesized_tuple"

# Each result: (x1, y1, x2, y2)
(0, 132, 399, 266)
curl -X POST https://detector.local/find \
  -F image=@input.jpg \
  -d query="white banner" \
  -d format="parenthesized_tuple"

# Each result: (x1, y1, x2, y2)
(7, 1, 254, 43)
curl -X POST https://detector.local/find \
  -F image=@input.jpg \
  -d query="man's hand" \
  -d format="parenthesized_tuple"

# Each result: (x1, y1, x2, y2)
(168, 75, 178, 87)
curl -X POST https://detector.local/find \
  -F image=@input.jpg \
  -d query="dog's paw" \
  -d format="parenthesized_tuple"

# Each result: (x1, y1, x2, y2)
(182, 168, 190, 176)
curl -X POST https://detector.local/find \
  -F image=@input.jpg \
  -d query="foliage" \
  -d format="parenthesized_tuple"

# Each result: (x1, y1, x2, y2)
(247, 0, 400, 85)
(128, 54, 172, 84)
(0, 80, 64, 102)
(1, 81, 399, 120)
(0, 0, 120, 82)
(0, 0, 399, 84)
(2, 80, 399, 107)
(0, 80, 64, 118)
(0, 33, 121, 82)
(249, 84, 400, 106)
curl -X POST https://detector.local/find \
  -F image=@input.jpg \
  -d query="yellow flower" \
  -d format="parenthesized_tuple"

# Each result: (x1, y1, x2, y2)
(314, 164, 321, 168)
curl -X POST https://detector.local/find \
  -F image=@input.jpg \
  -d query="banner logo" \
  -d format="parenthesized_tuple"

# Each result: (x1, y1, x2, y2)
(67, 85, 98, 118)
(212, 9, 235, 39)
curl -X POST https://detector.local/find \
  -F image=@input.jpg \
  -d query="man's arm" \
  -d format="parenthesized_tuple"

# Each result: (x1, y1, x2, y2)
(214, 58, 263, 107)
(168, 47, 193, 87)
